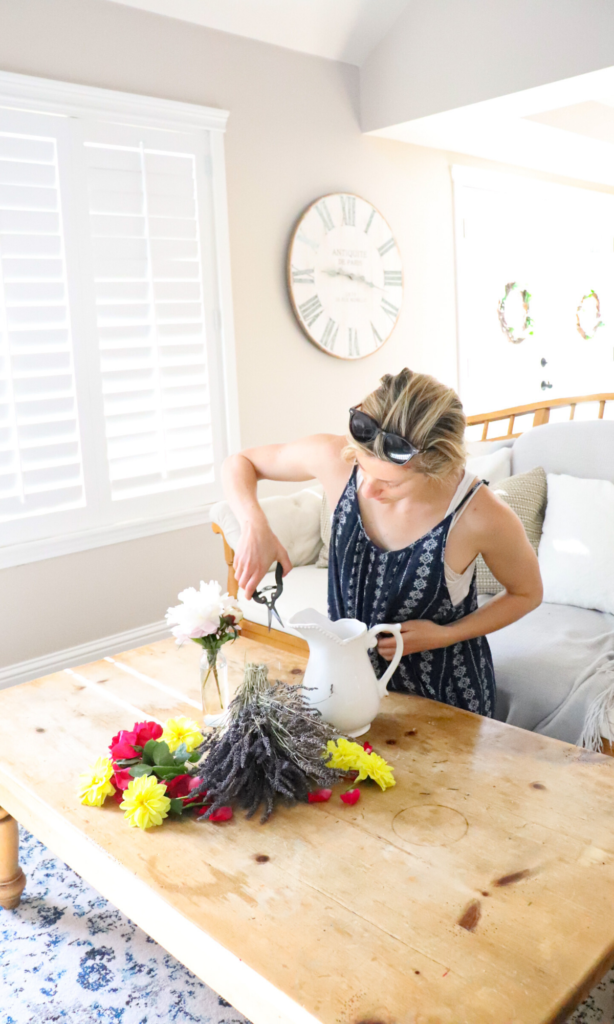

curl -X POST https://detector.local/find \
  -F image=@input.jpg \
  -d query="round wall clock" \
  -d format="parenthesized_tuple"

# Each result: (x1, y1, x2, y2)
(287, 193, 403, 360)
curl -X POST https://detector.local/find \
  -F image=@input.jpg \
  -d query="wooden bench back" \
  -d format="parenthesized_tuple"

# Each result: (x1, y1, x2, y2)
(466, 392, 614, 442)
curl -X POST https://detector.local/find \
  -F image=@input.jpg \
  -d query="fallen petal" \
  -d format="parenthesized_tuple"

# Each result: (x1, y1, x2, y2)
(340, 788, 361, 805)
(209, 806, 233, 822)
(308, 789, 332, 803)
(363, 742, 374, 754)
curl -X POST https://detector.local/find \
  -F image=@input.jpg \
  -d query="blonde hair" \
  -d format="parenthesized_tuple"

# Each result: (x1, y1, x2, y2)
(345, 368, 466, 479)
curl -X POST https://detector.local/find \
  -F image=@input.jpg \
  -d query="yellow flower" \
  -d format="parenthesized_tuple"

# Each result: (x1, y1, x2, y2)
(325, 738, 395, 791)
(359, 749, 396, 791)
(120, 774, 171, 829)
(161, 715, 203, 753)
(78, 756, 116, 807)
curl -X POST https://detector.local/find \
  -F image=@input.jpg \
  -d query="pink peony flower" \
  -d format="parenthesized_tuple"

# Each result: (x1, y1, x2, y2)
(133, 721, 163, 747)
(109, 729, 139, 760)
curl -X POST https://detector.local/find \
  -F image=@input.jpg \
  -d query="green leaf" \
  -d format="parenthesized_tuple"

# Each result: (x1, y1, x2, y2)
(142, 739, 158, 765)
(169, 797, 185, 815)
(114, 757, 140, 768)
(188, 751, 201, 763)
(151, 741, 175, 766)
(152, 765, 184, 779)
(129, 764, 153, 778)
(173, 743, 189, 763)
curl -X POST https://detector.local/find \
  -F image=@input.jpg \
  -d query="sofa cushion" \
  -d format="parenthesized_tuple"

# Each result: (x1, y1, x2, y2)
(488, 599, 614, 743)
(539, 473, 614, 616)
(466, 446, 512, 485)
(211, 487, 323, 568)
(512, 419, 614, 481)
(476, 466, 547, 595)
(240, 564, 328, 632)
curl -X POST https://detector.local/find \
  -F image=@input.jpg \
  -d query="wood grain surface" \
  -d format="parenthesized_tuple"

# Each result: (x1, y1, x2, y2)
(1, 636, 614, 1024)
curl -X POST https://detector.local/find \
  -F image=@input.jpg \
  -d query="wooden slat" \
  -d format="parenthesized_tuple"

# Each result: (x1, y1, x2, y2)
(3, 637, 614, 1024)
(467, 392, 614, 428)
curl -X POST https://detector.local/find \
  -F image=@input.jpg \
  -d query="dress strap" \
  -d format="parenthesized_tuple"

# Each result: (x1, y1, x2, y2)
(449, 478, 486, 532)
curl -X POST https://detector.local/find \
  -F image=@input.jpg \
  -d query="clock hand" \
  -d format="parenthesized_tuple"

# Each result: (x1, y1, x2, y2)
(322, 268, 384, 291)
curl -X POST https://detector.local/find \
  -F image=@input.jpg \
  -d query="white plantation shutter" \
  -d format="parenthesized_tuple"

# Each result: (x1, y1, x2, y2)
(0, 74, 235, 564)
(85, 139, 216, 503)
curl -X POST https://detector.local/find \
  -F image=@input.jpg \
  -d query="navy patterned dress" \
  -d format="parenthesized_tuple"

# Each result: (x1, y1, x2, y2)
(328, 467, 495, 716)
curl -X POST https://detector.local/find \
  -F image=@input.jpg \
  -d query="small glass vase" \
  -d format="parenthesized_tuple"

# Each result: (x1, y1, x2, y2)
(200, 648, 229, 718)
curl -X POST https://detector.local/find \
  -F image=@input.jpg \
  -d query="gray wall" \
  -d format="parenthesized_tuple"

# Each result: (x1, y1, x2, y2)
(361, 0, 614, 132)
(0, 0, 609, 669)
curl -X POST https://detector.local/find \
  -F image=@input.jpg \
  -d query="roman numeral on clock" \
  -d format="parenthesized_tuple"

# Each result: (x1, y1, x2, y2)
(348, 327, 360, 357)
(299, 295, 323, 328)
(381, 297, 399, 321)
(378, 238, 396, 257)
(340, 195, 356, 226)
(371, 322, 384, 347)
(291, 265, 315, 284)
(321, 317, 338, 351)
(364, 209, 375, 234)
(297, 231, 319, 251)
(316, 200, 334, 232)
(384, 271, 402, 287)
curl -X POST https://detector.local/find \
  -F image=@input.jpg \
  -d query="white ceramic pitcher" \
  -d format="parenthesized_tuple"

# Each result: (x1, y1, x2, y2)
(289, 609, 404, 737)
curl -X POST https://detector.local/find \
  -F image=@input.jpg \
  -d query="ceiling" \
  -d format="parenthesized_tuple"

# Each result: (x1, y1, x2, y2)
(103, 0, 411, 65)
(371, 67, 614, 188)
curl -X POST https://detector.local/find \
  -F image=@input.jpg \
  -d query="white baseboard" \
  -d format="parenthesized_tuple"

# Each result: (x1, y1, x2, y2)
(0, 620, 170, 690)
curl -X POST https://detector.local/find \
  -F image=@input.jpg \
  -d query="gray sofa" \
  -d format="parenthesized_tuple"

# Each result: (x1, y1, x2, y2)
(211, 419, 614, 747)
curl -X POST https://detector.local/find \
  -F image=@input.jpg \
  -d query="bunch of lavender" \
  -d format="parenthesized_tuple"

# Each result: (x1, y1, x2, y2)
(192, 662, 344, 823)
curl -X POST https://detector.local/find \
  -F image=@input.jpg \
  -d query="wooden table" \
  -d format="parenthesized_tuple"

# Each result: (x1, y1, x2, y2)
(2, 636, 614, 1024)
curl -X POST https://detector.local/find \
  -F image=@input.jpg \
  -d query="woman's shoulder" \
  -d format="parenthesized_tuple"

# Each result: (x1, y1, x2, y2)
(459, 477, 524, 537)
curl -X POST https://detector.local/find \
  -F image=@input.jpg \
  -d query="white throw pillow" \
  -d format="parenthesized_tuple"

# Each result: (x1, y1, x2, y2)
(466, 446, 512, 486)
(538, 474, 614, 615)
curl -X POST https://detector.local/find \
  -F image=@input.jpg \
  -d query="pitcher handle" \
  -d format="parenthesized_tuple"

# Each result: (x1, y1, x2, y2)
(366, 623, 404, 697)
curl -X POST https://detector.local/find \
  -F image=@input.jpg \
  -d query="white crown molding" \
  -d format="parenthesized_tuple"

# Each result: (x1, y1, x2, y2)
(0, 505, 214, 570)
(0, 69, 229, 133)
(0, 620, 170, 690)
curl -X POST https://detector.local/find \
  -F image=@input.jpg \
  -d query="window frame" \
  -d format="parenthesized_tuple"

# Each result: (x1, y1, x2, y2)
(0, 70, 239, 570)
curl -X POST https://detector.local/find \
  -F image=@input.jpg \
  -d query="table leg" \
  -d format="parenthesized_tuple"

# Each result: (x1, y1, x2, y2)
(0, 807, 26, 910)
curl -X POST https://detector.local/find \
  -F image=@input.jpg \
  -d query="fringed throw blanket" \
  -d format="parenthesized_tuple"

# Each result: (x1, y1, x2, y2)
(488, 601, 614, 749)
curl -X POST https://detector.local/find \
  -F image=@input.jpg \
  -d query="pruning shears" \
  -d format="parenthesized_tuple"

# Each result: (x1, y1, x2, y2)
(252, 561, 284, 631)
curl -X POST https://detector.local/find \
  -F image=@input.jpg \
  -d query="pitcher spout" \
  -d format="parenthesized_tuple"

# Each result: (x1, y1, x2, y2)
(289, 609, 366, 644)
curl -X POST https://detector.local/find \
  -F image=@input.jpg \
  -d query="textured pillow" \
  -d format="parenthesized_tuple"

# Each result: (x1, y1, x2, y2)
(315, 491, 332, 568)
(538, 474, 614, 615)
(476, 466, 547, 595)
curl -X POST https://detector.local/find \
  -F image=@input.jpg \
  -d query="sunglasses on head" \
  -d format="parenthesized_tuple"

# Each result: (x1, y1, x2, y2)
(348, 407, 423, 466)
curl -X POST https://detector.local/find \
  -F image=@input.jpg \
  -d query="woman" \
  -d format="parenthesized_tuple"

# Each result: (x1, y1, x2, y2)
(223, 369, 542, 716)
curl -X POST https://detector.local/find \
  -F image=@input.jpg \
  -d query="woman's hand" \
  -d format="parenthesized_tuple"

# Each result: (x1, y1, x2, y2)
(377, 619, 451, 660)
(233, 518, 292, 600)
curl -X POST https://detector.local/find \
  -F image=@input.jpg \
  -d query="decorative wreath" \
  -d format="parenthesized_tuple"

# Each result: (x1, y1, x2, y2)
(576, 290, 605, 340)
(497, 282, 534, 344)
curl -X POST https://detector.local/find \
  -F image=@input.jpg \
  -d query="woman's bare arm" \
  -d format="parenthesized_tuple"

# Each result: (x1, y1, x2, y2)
(378, 490, 543, 658)
(222, 434, 347, 599)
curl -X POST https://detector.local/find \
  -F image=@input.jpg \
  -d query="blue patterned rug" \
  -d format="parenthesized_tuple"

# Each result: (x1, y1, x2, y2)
(1, 828, 248, 1024)
(1, 828, 612, 1024)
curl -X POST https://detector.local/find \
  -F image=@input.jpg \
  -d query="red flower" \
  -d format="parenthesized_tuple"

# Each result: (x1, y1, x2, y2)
(363, 742, 373, 754)
(340, 788, 361, 805)
(308, 789, 332, 803)
(165, 775, 205, 803)
(111, 768, 132, 791)
(209, 806, 233, 822)
(164, 774, 192, 799)
(133, 721, 163, 746)
(109, 729, 139, 760)
(109, 767, 133, 803)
